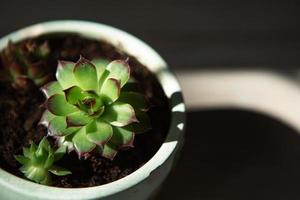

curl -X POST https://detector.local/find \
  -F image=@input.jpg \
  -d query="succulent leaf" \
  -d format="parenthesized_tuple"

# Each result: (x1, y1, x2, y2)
(48, 116, 80, 136)
(102, 143, 117, 160)
(72, 127, 96, 155)
(41, 81, 64, 98)
(0, 40, 52, 90)
(66, 111, 92, 127)
(54, 145, 67, 162)
(49, 165, 72, 176)
(86, 120, 113, 146)
(27, 62, 46, 79)
(64, 86, 85, 105)
(13, 76, 34, 90)
(35, 42, 50, 58)
(48, 116, 67, 135)
(110, 126, 134, 148)
(102, 102, 137, 127)
(8, 63, 24, 79)
(98, 69, 110, 91)
(56, 60, 77, 89)
(14, 155, 30, 165)
(102, 126, 135, 160)
(91, 58, 109, 80)
(14, 137, 71, 185)
(23, 166, 50, 185)
(106, 60, 130, 87)
(46, 94, 77, 116)
(40, 57, 150, 159)
(58, 135, 75, 153)
(73, 56, 98, 91)
(23, 147, 33, 158)
(100, 78, 121, 103)
(44, 153, 55, 169)
(29, 143, 38, 155)
(38, 137, 51, 152)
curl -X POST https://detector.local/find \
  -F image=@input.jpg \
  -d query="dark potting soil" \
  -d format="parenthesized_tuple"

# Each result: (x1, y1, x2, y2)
(0, 34, 170, 187)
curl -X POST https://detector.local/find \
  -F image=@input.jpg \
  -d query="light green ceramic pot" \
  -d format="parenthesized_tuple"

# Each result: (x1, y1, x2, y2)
(0, 20, 185, 200)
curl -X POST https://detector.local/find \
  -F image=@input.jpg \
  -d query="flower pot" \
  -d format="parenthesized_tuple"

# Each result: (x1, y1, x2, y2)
(0, 20, 185, 200)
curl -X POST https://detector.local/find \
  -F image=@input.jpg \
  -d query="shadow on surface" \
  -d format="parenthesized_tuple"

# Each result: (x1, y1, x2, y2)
(157, 109, 300, 200)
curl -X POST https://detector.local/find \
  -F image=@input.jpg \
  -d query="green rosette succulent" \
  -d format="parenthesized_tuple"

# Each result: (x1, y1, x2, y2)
(0, 40, 51, 90)
(40, 56, 150, 159)
(15, 137, 71, 185)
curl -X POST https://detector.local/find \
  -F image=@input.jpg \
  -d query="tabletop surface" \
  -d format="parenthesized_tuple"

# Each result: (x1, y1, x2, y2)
(1, 1, 300, 199)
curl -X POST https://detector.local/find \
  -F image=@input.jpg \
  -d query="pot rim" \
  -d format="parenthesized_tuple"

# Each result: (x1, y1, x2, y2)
(0, 20, 185, 199)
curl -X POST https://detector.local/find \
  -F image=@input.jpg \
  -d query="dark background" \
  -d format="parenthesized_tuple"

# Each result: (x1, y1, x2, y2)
(158, 110, 300, 200)
(1, 1, 300, 199)
(0, 0, 300, 69)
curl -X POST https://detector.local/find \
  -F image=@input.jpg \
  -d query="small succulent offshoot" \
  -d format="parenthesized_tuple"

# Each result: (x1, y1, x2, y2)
(40, 56, 150, 159)
(0, 40, 51, 90)
(15, 137, 71, 185)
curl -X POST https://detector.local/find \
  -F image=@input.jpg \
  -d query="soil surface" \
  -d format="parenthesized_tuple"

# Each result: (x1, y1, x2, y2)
(0, 34, 170, 187)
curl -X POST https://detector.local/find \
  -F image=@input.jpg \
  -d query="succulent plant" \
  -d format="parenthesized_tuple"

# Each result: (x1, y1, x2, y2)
(40, 56, 150, 159)
(0, 40, 51, 90)
(14, 137, 71, 185)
